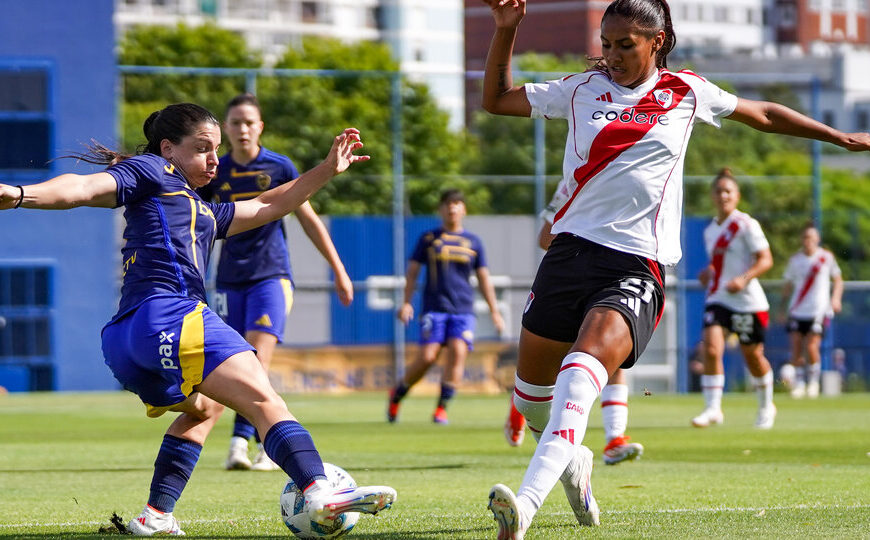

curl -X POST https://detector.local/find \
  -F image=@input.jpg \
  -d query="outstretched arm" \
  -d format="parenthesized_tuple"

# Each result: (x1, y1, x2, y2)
(227, 128, 368, 237)
(295, 200, 354, 306)
(728, 98, 870, 151)
(0, 172, 117, 210)
(481, 0, 532, 117)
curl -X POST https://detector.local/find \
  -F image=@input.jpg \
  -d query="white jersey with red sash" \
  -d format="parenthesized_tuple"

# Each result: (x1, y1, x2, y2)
(525, 68, 738, 265)
(703, 210, 770, 312)
(784, 249, 841, 319)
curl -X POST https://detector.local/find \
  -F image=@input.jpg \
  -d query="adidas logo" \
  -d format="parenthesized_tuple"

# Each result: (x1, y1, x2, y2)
(595, 92, 613, 102)
(254, 314, 272, 327)
(552, 428, 575, 444)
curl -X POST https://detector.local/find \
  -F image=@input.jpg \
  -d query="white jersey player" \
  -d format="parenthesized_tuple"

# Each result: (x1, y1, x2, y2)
(480, 0, 870, 538)
(693, 169, 776, 430)
(781, 224, 843, 398)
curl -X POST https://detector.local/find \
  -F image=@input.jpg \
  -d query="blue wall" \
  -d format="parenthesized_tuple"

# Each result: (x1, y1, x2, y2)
(0, 1, 117, 391)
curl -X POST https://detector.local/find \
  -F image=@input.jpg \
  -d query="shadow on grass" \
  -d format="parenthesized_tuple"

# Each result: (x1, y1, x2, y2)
(0, 468, 151, 474)
(345, 463, 468, 472)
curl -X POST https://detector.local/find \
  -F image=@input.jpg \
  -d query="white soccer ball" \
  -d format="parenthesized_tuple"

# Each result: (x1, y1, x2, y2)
(280, 463, 359, 538)
(779, 363, 796, 388)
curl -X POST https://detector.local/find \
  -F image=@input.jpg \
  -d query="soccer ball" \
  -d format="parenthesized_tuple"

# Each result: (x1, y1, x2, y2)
(280, 463, 359, 538)
(779, 363, 796, 389)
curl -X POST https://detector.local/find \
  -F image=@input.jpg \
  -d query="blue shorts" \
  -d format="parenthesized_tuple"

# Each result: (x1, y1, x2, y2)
(211, 278, 294, 342)
(102, 296, 254, 417)
(419, 312, 476, 349)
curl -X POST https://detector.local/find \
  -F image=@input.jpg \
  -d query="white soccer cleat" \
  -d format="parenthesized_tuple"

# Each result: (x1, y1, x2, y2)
(488, 484, 529, 540)
(691, 408, 724, 428)
(251, 447, 281, 471)
(790, 382, 807, 399)
(306, 485, 397, 524)
(806, 381, 820, 399)
(602, 435, 644, 465)
(755, 404, 777, 430)
(127, 505, 185, 536)
(224, 437, 252, 470)
(559, 445, 600, 527)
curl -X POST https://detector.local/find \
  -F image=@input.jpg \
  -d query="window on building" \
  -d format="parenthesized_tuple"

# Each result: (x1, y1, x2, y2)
(808, 0, 821, 10)
(301, 1, 319, 23)
(714, 6, 729, 22)
(831, 0, 845, 10)
(778, 5, 796, 27)
(366, 6, 384, 29)
(0, 67, 51, 171)
(199, 0, 217, 16)
(857, 110, 869, 131)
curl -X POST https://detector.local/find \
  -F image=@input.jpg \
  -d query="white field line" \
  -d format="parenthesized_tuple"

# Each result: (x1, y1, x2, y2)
(3, 503, 870, 529)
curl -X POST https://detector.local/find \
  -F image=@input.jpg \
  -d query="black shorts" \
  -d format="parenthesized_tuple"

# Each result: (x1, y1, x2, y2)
(521, 234, 665, 369)
(703, 303, 768, 344)
(787, 316, 828, 336)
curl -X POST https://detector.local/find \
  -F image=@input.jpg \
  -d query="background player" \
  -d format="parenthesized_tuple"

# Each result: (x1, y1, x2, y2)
(198, 93, 354, 471)
(504, 178, 644, 466)
(0, 104, 395, 535)
(693, 168, 776, 429)
(480, 0, 870, 538)
(780, 223, 843, 398)
(388, 189, 505, 425)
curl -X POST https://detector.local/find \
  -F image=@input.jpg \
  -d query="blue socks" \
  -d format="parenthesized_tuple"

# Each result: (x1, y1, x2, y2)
(148, 434, 202, 513)
(263, 420, 326, 491)
(232, 413, 257, 440)
(438, 383, 455, 409)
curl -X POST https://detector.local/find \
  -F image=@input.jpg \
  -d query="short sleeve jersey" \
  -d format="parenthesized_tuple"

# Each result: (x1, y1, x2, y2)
(540, 178, 572, 224)
(410, 228, 486, 314)
(525, 69, 738, 265)
(703, 210, 770, 312)
(106, 154, 236, 320)
(198, 147, 300, 286)
(783, 249, 841, 319)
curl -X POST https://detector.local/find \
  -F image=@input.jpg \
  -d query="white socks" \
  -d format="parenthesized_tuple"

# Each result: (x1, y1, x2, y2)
(600, 384, 628, 442)
(752, 370, 774, 409)
(701, 374, 725, 411)
(512, 374, 554, 442)
(807, 362, 821, 386)
(516, 352, 608, 511)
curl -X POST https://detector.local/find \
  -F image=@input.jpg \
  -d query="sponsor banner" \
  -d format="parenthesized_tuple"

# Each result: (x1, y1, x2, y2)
(268, 343, 516, 394)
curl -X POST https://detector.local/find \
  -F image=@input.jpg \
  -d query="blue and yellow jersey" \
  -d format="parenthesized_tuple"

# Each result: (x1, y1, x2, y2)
(410, 227, 487, 314)
(106, 154, 235, 320)
(197, 147, 299, 286)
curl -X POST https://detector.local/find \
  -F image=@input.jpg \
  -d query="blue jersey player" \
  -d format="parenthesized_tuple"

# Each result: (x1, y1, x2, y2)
(198, 94, 353, 472)
(388, 189, 505, 425)
(0, 103, 395, 536)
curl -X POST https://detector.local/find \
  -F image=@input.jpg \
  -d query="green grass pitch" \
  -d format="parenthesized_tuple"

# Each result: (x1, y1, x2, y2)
(1, 390, 869, 538)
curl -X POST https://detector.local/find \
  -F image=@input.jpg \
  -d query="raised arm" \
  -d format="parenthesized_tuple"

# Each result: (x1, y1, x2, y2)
(0, 172, 118, 210)
(481, 0, 532, 117)
(727, 98, 870, 151)
(227, 128, 368, 237)
(295, 200, 354, 306)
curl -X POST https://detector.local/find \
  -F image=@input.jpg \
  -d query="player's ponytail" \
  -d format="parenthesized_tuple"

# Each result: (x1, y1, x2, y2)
(143, 103, 219, 156)
(602, 0, 677, 69)
(712, 167, 739, 190)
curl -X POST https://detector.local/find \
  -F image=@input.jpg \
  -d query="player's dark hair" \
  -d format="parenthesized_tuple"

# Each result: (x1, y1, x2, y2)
(64, 103, 219, 166)
(226, 93, 261, 116)
(595, 0, 676, 69)
(711, 167, 738, 190)
(439, 189, 465, 205)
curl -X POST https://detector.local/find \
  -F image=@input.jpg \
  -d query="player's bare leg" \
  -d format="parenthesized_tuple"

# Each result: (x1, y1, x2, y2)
(693, 325, 726, 427)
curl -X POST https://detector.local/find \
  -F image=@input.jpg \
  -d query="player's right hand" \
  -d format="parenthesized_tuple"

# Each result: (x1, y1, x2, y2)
(0, 184, 21, 210)
(484, 0, 525, 28)
(397, 303, 414, 325)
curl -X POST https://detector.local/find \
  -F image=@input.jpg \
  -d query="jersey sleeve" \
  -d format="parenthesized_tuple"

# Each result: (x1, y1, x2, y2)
(828, 252, 842, 278)
(208, 201, 236, 239)
(410, 233, 430, 264)
(743, 218, 770, 254)
(687, 72, 738, 128)
(283, 157, 300, 183)
(539, 178, 572, 223)
(106, 155, 167, 206)
(525, 75, 578, 120)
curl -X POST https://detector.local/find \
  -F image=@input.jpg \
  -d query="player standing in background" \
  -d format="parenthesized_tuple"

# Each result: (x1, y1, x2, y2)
(0, 104, 395, 536)
(198, 94, 354, 472)
(780, 223, 843, 398)
(504, 178, 644, 466)
(480, 0, 870, 537)
(693, 168, 776, 429)
(387, 189, 505, 425)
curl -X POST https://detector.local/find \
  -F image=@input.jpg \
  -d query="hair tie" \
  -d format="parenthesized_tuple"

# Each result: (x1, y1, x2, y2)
(13, 185, 24, 209)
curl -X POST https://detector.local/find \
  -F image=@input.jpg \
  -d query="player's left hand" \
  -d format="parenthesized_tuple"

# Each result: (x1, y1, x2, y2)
(838, 132, 870, 152)
(725, 275, 747, 293)
(492, 311, 505, 335)
(0, 183, 22, 210)
(326, 128, 370, 175)
(831, 298, 842, 313)
(334, 271, 354, 307)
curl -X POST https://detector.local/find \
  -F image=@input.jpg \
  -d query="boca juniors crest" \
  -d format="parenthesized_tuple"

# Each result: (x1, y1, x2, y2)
(256, 173, 272, 190)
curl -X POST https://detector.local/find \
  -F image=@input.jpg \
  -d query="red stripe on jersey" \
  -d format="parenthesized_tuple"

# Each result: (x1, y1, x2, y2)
(708, 219, 742, 295)
(513, 387, 553, 403)
(646, 257, 665, 328)
(793, 254, 826, 309)
(560, 362, 603, 393)
(554, 73, 693, 223)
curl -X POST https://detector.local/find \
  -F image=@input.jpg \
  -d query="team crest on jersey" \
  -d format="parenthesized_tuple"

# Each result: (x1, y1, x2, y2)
(653, 89, 674, 109)
(524, 291, 535, 314)
(256, 173, 271, 190)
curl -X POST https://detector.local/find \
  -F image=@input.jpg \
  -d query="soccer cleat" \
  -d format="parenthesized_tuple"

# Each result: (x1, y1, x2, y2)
(250, 446, 281, 471)
(755, 404, 777, 430)
(127, 505, 185, 536)
(488, 484, 528, 540)
(790, 382, 807, 399)
(432, 406, 448, 425)
(691, 408, 724, 428)
(602, 435, 644, 465)
(224, 437, 252, 470)
(306, 485, 397, 524)
(504, 406, 526, 447)
(806, 380, 820, 399)
(559, 445, 600, 527)
(387, 389, 400, 423)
